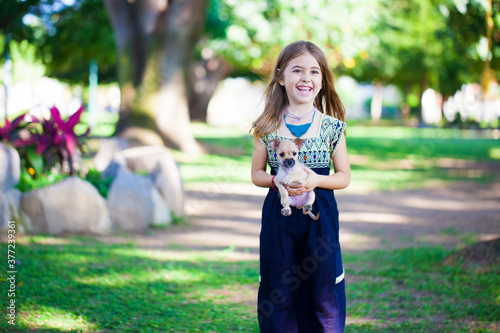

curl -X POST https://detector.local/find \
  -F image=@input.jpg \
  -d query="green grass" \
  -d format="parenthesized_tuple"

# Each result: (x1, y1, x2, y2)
(1, 237, 498, 332)
(344, 247, 500, 332)
(78, 111, 120, 138)
(1, 236, 259, 332)
(177, 123, 500, 190)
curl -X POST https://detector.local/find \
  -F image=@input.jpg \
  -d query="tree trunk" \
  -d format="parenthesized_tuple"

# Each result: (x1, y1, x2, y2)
(188, 56, 232, 122)
(400, 82, 411, 119)
(417, 70, 429, 126)
(104, 0, 207, 154)
(371, 82, 383, 125)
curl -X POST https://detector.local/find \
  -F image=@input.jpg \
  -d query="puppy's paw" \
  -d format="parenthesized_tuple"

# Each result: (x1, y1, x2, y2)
(281, 207, 291, 216)
(303, 204, 312, 213)
(283, 178, 301, 187)
(282, 175, 292, 185)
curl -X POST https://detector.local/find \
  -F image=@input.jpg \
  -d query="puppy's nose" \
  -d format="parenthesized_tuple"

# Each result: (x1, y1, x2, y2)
(284, 159, 295, 168)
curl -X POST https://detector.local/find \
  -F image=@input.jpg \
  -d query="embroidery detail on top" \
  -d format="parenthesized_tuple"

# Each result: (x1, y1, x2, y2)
(261, 115, 346, 169)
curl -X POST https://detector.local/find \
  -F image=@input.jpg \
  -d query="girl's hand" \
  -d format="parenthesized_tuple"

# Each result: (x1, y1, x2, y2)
(301, 166, 321, 192)
(284, 166, 320, 195)
(284, 183, 305, 196)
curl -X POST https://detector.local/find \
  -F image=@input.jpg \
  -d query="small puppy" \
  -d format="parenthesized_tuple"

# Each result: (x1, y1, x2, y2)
(269, 138, 320, 220)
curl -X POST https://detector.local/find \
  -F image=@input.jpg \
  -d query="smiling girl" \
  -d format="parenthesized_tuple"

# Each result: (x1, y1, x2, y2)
(251, 41, 350, 332)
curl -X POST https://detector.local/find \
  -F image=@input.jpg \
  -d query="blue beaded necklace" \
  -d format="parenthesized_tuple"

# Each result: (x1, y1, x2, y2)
(284, 107, 317, 138)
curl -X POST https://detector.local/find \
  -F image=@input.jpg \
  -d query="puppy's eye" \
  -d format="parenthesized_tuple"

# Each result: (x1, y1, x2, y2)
(279, 153, 285, 157)
(293, 152, 297, 156)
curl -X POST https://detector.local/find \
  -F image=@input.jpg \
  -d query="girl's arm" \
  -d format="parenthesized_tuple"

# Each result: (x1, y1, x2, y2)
(302, 135, 350, 191)
(251, 136, 273, 188)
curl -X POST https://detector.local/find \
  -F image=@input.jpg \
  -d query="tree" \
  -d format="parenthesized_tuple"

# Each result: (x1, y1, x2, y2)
(104, 0, 207, 154)
(342, 0, 447, 121)
(436, 0, 500, 97)
(191, 0, 378, 121)
(39, 0, 117, 85)
(345, 0, 500, 121)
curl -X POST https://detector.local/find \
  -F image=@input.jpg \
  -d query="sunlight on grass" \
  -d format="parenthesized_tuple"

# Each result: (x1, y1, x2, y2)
(79, 111, 119, 137)
(179, 163, 251, 183)
(2, 235, 497, 332)
(111, 248, 244, 262)
(75, 268, 206, 287)
(179, 122, 500, 190)
(489, 147, 500, 160)
(19, 305, 97, 331)
(190, 122, 249, 138)
(54, 254, 93, 263)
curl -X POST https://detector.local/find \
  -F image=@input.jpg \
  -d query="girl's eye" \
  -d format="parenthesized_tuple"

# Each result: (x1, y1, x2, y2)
(279, 153, 285, 157)
(312, 70, 319, 74)
(293, 69, 302, 73)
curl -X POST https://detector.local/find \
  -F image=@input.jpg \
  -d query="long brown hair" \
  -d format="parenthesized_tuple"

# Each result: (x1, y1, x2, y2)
(251, 41, 345, 137)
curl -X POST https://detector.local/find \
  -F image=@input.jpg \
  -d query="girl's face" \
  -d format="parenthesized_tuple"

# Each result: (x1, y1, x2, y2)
(279, 52, 322, 109)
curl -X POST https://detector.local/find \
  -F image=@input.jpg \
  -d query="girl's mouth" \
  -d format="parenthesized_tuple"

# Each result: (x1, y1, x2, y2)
(297, 86, 312, 94)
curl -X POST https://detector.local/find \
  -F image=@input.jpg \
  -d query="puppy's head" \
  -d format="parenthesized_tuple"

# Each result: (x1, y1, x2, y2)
(269, 138, 304, 168)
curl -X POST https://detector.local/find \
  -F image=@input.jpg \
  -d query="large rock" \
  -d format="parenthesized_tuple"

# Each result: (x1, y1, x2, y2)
(0, 188, 31, 233)
(0, 143, 21, 192)
(107, 165, 171, 231)
(93, 137, 129, 171)
(20, 177, 111, 235)
(151, 186, 172, 226)
(118, 146, 185, 217)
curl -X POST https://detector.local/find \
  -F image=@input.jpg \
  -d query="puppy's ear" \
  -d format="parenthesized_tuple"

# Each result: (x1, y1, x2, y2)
(294, 138, 305, 150)
(269, 138, 281, 151)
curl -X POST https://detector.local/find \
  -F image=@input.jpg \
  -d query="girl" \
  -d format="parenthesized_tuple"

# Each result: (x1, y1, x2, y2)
(251, 41, 350, 332)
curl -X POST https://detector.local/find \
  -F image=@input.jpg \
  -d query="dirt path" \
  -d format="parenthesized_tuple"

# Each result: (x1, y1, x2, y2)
(117, 181, 500, 258)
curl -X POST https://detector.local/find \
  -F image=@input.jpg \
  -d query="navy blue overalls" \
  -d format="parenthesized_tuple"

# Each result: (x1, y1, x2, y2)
(258, 114, 346, 332)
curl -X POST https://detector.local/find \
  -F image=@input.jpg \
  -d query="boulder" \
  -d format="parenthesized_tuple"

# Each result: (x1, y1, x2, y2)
(118, 146, 185, 217)
(101, 154, 127, 180)
(20, 177, 111, 235)
(93, 137, 129, 171)
(107, 165, 171, 231)
(0, 143, 21, 192)
(151, 187, 172, 226)
(1, 188, 31, 234)
(118, 127, 165, 148)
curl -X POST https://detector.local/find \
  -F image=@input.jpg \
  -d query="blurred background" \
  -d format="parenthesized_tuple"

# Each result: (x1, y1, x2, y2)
(1, 0, 499, 139)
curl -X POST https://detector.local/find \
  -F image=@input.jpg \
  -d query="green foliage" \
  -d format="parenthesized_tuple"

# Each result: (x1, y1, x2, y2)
(200, 0, 377, 78)
(0, 0, 41, 43)
(0, 38, 45, 85)
(38, 0, 117, 84)
(0, 0, 116, 85)
(16, 167, 114, 197)
(436, 0, 500, 96)
(82, 168, 113, 198)
(15, 169, 69, 192)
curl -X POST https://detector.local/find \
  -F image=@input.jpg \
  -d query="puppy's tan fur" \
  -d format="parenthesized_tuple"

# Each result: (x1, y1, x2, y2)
(270, 138, 319, 220)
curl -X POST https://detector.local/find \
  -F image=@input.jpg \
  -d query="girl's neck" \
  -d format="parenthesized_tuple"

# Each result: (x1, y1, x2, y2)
(287, 104, 316, 116)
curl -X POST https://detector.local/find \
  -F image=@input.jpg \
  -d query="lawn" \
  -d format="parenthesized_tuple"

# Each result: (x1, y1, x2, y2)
(176, 122, 500, 191)
(1, 237, 498, 332)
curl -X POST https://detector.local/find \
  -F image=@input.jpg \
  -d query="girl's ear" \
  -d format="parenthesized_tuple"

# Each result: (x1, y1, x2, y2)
(294, 138, 305, 149)
(269, 138, 281, 151)
(277, 68, 284, 86)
